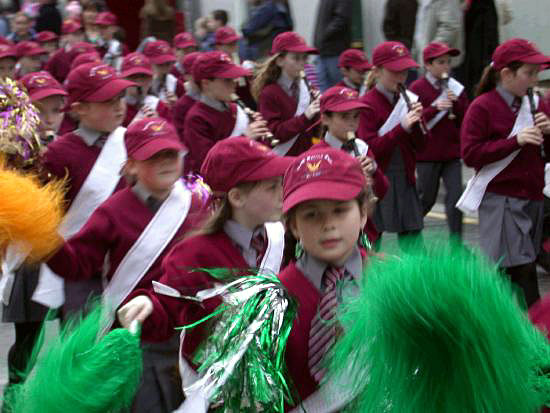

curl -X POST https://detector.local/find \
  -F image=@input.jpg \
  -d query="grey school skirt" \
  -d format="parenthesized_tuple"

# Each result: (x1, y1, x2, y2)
(374, 150, 424, 233)
(478, 192, 543, 268)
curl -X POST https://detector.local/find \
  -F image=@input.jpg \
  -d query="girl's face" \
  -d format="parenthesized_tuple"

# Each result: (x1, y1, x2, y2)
(502, 63, 540, 97)
(20, 55, 43, 73)
(153, 62, 173, 77)
(276, 52, 308, 79)
(343, 67, 368, 86)
(425, 54, 451, 79)
(232, 177, 284, 229)
(126, 74, 153, 97)
(35, 95, 65, 136)
(378, 67, 408, 92)
(0, 57, 16, 80)
(128, 150, 183, 196)
(82, 7, 99, 27)
(290, 199, 367, 266)
(202, 77, 236, 101)
(321, 109, 361, 141)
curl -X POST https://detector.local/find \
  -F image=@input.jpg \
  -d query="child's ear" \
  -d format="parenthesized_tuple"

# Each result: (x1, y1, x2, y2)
(287, 213, 300, 240)
(320, 112, 329, 127)
(71, 102, 86, 118)
(227, 187, 245, 209)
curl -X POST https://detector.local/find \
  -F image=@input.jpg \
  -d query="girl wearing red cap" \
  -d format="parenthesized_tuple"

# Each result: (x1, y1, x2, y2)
(458, 38, 550, 308)
(117, 137, 292, 412)
(358, 41, 426, 251)
(312, 85, 389, 245)
(335, 48, 373, 95)
(45, 117, 205, 412)
(409, 42, 469, 241)
(252, 31, 321, 156)
(279, 148, 372, 410)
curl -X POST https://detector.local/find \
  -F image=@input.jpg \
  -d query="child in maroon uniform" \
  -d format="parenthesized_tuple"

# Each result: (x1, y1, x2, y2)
(34, 62, 135, 315)
(254, 31, 321, 156)
(15, 41, 47, 78)
(95, 11, 128, 69)
(335, 48, 372, 95)
(410, 42, 469, 240)
(46, 19, 88, 83)
(312, 86, 388, 244)
(172, 31, 198, 82)
(182, 51, 268, 173)
(279, 148, 370, 411)
(117, 138, 292, 411)
(35, 30, 59, 59)
(358, 41, 426, 251)
(172, 51, 201, 142)
(46, 118, 204, 413)
(143, 40, 184, 104)
(459, 39, 550, 308)
(0, 44, 17, 80)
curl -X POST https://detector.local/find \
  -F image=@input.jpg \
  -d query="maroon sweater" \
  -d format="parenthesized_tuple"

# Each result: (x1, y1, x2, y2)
(47, 187, 205, 294)
(182, 101, 239, 173)
(409, 76, 469, 161)
(129, 232, 256, 359)
(461, 89, 550, 200)
(258, 82, 317, 156)
(42, 131, 126, 206)
(358, 87, 426, 184)
(58, 114, 78, 136)
(173, 94, 198, 143)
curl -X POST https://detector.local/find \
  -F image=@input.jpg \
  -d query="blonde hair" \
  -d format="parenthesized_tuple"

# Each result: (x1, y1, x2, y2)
(140, 0, 174, 20)
(365, 66, 379, 91)
(251, 53, 283, 101)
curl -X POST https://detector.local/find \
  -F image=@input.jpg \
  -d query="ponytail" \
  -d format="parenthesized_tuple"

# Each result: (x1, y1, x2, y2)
(475, 61, 524, 97)
(251, 53, 284, 101)
(365, 67, 379, 91)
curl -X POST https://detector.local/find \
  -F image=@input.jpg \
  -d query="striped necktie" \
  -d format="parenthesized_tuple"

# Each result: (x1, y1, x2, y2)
(308, 266, 347, 383)
(250, 229, 267, 268)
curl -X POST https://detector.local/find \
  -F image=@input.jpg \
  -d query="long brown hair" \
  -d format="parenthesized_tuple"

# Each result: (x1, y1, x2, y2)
(251, 53, 284, 101)
(140, 0, 175, 20)
(475, 61, 524, 97)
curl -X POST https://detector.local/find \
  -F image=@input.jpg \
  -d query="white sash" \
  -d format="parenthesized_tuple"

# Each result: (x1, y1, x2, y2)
(259, 221, 285, 275)
(378, 90, 419, 137)
(102, 180, 191, 325)
(159, 73, 178, 101)
(0, 242, 30, 305)
(229, 105, 250, 137)
(131, 95, 160, 123)
(272, 79, 311, 155)
(426, 77, 465, 130)
(456, 95, 538, 215)
(33, 127, 127, 308)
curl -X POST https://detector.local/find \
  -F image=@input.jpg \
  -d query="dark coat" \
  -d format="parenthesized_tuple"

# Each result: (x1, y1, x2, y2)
(313, 0, 352, 57)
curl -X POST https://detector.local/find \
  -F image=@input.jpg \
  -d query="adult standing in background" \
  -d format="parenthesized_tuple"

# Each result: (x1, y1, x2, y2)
(139, 0, 176, 43)
(7, 11, 35, 43)
(382, 0, 418, 50)
(80, 0, 106, 45)
(313, 0, 352, 92)
(35, 0, 62, 35)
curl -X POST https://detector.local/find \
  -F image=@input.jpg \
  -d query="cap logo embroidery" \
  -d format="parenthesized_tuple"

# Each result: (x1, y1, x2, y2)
(393, 45, 405, 56)
(90, 65, 113, 79)
(339, 88, 357, 99)
(296, 153, 333, 172)
(219, 53, 231, 63)
(306, 161, 321, 172)
(34, 77, 46, 85)
(144, 120, 166, 135)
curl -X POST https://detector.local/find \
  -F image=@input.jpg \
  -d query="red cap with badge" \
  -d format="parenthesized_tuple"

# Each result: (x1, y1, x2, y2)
(320, 86, 368, 113)
(271, 31, 319, 55)
(16, 41, 47, 58)
(215, 27, 240, 45)
(66, 62, 136, 106)
(283, 148, 366, 213)
(491, 38, 550, 71)
(338, 49, 372, 71)
(62, 19, 83, 35)
(20, 71, 67, 101)
(35, 31, 58, 43)
(192, 51, 250, 84)
(143, 40, 176, 65)
(372, 41, 419, 71)
(423, 42, 460, 63)
(120, 52, 153, 78)
(174, 32, 197, 49)
(201, 137, 293, 194)
(124, 117, 185, 160)
(95, 11, 117, 26)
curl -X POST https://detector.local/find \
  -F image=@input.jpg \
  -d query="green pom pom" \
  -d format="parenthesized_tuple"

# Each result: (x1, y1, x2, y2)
(328, 242, 550, 413)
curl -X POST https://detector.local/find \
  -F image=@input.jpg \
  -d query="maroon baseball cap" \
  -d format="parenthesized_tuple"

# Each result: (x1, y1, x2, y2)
(271, 31, 319, 55)
(62, 19, 83, 35)
(182, 51, 202, 75)
(173, 32, 197, 49)
(0, 44, 16, 60)
(423, 42, 460, 63)
(143, 40, 176, 65)
(66, 62, 136, 106)
(16, 41, 47, 58)
(372, 41, 419, 71)
(320, 86, 368, 113)
(283, 148, 366, 213)
(201, 137, 293, 193)
(0, 37, 12, 46)
(120, 52, 153, 78)
(35, 31, 58, 43)
(95, 11, 117, 26)
(20, 71, 67, 101)
(124, 117, 184, 161)
(338, 49, 372, 71)
(215, 26, 240, 45)
(492, 38, 550, 71)
(70, 51, 101, 71)
(68, 42, 97, 59)
(192, 51, 250, 84)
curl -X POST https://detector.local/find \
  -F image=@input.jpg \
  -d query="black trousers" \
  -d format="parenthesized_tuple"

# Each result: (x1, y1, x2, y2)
(505, 263, 540, 309)
(416, 159, 463, 237)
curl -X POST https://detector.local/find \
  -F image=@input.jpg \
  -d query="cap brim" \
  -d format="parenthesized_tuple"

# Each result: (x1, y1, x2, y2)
(245, 155, 294, 182)
(324, 101, 368, 112)
(217, 65, 252, 78)
(283, 180, 362, 213)
(85, 78, 136, 102)
(175, 42, 197, 49)
(425, 48, 461, 62)
(0, 52, 16, 59)
(217, 35, 241, 45)
(522, 53, 550, 66)
(31, 88, 68, 101)
(121, 67, 153, 78)
(286, 45, 319, 55)
(26, 49, 47, 56)
(150, 55, 176, 64)
(383, 57, 419, 71)
(131, 138, 184, 161)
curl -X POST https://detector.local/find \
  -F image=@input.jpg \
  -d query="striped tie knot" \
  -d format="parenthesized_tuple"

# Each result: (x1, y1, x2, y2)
(250, 229, 266, 268)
